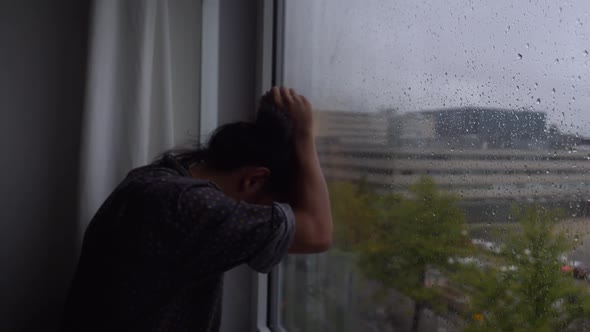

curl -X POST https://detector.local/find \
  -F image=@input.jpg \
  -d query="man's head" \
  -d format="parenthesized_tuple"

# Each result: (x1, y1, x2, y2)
(177, 100, 296, 204)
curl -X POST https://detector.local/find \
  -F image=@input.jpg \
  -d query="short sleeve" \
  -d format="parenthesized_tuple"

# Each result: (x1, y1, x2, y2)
(177, 185, 295, 275)
(247, 203, 295, 273)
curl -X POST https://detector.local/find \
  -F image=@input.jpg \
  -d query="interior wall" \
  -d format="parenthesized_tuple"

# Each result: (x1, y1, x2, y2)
(0, 1, 91, 331)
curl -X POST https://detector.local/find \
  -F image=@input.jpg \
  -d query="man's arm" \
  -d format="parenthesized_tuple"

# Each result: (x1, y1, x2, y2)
(267, 87, 333, 253)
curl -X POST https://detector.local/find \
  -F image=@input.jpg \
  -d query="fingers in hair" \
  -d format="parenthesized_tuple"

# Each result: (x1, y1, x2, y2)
(300, 94, 311, 108)
(289, 88, 301, 103)
(280, 86, 293, 104)
(271, 87, 283, 107)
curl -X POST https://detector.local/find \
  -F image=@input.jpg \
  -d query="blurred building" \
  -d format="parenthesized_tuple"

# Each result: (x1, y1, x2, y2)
(315, 108, 590, 223)
(393, 108, 547, 150)
(314, 110, 394, 146)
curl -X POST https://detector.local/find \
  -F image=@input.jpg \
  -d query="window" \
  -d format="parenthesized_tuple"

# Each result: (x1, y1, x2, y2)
(279, 1, 590, 331)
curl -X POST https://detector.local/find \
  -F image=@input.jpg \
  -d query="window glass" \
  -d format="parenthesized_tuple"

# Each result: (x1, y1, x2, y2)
(281, 1, 590, 331)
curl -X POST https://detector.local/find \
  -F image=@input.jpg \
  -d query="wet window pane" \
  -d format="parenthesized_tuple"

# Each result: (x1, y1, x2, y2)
(281, 0, 590, 331)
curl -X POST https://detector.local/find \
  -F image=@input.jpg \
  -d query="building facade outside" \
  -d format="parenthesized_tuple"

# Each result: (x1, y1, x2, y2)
(315, 107, 590, 223)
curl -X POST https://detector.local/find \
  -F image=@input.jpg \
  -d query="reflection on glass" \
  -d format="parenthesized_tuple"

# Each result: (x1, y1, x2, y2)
(281, 0, 590, 331)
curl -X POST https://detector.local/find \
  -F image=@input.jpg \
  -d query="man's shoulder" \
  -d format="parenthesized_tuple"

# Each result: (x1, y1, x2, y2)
(123, 161, 214, 188)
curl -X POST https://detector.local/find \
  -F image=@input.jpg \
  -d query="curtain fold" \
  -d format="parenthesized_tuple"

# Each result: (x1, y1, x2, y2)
(78, 0, 200, 235)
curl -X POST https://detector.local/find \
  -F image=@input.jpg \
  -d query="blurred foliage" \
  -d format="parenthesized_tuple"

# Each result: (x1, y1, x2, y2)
(329, 176, 471, 330)
(327, 176, 590, 331)
(356, 177, 470, 305)
(459, 206, 590, 332)
(329, 179, 377, 251)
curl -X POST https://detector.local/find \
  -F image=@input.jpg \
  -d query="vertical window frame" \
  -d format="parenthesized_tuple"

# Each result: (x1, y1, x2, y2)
(265, 0, 287, 331)
(199, 0, 219, 137)
(255, 0, 285, 331)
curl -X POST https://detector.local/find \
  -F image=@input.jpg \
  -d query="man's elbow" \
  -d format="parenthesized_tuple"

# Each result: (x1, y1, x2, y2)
(289, 233, 332, 254)
(306, 234, 333, 253)
(291, 213, 333, 253)
(306, 221, 333, 252)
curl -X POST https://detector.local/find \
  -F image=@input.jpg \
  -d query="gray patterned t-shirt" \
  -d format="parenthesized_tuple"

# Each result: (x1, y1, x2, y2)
(60, 154, 295, 332)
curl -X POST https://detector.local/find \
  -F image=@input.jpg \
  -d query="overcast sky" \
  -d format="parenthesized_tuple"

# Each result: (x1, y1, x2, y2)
(284, 0, 590, 135)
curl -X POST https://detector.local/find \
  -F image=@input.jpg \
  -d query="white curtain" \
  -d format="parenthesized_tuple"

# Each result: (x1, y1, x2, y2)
(78, 0, 201, 234)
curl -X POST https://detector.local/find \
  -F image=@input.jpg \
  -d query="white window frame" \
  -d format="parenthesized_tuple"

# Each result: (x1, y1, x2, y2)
(256, 0, 287, 331)
(265, 0, 287, 331)
(199, 0, 220, 136)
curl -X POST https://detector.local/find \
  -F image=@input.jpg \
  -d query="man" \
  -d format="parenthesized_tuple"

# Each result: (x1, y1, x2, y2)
(60, 87, 333, 331)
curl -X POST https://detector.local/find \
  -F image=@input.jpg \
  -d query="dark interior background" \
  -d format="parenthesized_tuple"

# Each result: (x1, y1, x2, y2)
(0, 1, 91, 330)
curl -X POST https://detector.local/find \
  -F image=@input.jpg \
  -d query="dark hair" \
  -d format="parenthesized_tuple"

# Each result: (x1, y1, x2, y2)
(169, 100, 295, 199)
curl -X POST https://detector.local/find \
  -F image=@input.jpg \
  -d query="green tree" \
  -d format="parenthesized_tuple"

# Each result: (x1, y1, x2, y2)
(287, 179, 379, 332)
(327, 177, 590, 331)
(358, 176, 471, 332)
(459, 206, 590, 332)
(329, 180, 377, 251)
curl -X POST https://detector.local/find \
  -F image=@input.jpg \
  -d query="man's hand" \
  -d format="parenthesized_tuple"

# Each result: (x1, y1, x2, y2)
(263, 87, 314, 141)
(262, 86, 332, 254)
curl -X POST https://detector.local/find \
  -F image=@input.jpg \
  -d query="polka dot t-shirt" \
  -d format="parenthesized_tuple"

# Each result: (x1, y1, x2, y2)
(60, 154, 295, 332)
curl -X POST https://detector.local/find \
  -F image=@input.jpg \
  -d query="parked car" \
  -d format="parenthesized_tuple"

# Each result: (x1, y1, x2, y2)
(561, 260, 589, 280)
(572, 261, 590, 280)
